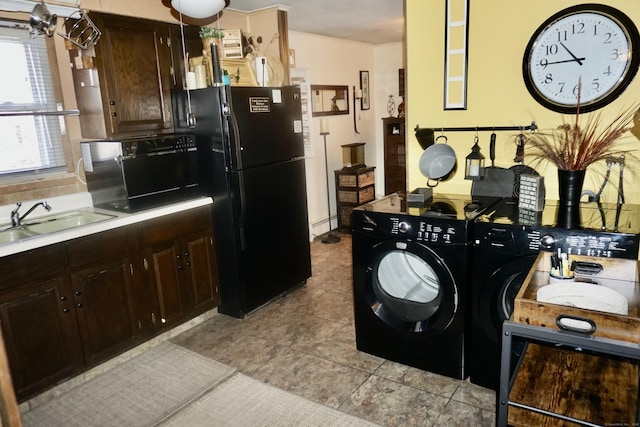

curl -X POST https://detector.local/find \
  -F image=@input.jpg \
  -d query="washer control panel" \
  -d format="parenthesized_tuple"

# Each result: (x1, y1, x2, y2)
(549, 229, 639, 259)
(474, 222, 639, 260)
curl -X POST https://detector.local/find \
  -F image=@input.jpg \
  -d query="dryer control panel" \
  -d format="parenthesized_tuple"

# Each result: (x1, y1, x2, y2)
(390, 217, 469, 245)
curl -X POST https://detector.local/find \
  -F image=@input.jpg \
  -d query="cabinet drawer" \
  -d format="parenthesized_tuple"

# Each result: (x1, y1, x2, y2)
(358, 170, 375, 187)
(336, 168, 375, 188)
(0, 244, 66, 289)
(339, 205, 355, 228)
(66, 227, 134, 269)
(142, 206, 211, 245)
(338, 186, 374, 204)
(338, 171, 375, 187)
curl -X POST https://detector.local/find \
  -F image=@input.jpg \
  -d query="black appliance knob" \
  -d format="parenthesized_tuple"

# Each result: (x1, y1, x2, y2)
(398, 221, 411, 233)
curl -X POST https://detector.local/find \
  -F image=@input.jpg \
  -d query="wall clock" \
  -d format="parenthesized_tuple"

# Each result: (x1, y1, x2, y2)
(522, 4, 640, 114)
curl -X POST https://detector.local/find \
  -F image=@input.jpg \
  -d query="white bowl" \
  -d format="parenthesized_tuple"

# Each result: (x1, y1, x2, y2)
(537, 282, 628, 315)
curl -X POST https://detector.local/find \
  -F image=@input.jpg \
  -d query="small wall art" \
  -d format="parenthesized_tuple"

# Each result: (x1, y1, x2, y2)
(360, 71, 370, 110)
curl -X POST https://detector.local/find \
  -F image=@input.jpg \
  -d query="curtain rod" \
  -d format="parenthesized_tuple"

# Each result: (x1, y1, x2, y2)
(414, 121, 537, 133)
(0, 109, 80, 117)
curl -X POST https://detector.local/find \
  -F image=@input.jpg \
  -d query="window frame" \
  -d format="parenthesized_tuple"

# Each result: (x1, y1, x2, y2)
(0, 15, 76, 192)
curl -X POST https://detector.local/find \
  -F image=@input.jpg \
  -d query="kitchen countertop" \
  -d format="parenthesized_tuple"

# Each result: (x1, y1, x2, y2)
(0, 196, 213, 258)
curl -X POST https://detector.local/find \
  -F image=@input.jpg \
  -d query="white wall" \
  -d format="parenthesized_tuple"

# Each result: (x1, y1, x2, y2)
(288, 33, 405, 239)
(288, 31, 376, 238)
(373, 42, 405, 195)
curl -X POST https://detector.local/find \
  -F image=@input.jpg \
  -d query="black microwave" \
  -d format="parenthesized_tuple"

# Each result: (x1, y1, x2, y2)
(81, 134, 202, 212)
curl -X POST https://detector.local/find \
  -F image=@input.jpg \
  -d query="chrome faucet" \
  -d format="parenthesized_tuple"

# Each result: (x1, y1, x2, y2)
(10, 201, 52, 227)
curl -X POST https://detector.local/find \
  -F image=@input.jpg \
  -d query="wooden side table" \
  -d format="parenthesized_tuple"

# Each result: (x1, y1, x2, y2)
(498, 253, 640, 426)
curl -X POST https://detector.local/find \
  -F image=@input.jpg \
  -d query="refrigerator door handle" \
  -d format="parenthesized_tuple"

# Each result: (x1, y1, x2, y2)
(222, 86, 243, 171)
(237, 172, 247, 251)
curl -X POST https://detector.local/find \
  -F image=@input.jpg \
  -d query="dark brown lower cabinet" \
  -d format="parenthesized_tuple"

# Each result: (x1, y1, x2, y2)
(143, 207, 218, 330)
(0, 245, 83, 401)
(0, 205, 218, 402)
(66, 227, 139, 368)
(69, 259, 137, 367)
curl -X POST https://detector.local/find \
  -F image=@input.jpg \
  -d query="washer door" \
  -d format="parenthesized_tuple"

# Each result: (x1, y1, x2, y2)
(363, 240, 457, 333)
(477, 255, 537, 344)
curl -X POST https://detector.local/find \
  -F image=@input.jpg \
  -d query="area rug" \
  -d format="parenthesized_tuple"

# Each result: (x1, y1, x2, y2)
(21, 342, 236, 427)
(158, 372, 380, 427)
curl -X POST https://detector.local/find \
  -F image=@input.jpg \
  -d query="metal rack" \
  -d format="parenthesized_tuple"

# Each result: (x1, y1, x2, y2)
(414, 121, 537, 134)
(0, 110, 80, 117)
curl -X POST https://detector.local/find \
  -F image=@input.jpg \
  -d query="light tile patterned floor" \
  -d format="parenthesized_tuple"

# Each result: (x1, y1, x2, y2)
(172, 232, 496, 426)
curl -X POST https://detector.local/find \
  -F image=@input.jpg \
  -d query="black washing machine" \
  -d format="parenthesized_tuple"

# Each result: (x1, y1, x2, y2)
(352, 192, 500, 379)
(470, 198, 640, 391)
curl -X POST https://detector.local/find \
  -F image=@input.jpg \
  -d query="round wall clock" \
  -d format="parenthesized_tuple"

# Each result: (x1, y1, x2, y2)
(522, 4, 640, 114)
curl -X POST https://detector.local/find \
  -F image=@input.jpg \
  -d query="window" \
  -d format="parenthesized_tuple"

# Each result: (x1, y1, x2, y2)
(0, 21, 69, 177)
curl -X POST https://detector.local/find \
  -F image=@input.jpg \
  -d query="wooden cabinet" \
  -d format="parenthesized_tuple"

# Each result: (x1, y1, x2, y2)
(334, 166, 375, 232)
(382, 117, 406, 195)
(66, 227, 138, 367)
(142, 206, 218, 330)
(70, 14, 201, 138)
(0, 205, 218, 402)
(0, 245, 83, 401)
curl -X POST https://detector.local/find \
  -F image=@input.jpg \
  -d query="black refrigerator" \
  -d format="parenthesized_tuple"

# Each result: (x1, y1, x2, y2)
(172, 85, 312, 318)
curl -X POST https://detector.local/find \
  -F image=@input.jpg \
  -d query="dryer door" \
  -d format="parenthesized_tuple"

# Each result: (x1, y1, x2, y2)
(362, 240, 458, 333)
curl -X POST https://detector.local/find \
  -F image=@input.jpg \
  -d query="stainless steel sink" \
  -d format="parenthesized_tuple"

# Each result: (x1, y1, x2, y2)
(23, 210, 116, 234)
(0, 210, 117, 245)
(0, 227, 39, 244)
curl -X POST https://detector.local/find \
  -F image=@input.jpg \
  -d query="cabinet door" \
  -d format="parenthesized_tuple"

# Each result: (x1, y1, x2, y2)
(0, 276, 83, 402)
(146, 241, 187, 328)
(383, 118, 406, 195)
(168, 24, 203, 90)
(183, 231, 218, 313)
(96, 15, 172, 135)
(70, 258, 137, 367)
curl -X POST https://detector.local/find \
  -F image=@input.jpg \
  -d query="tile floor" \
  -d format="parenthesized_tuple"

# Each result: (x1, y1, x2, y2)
(171, 232, 496, 427)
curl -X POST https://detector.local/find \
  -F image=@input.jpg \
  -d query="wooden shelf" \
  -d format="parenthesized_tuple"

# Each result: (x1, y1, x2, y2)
(508, 343, 638, 426)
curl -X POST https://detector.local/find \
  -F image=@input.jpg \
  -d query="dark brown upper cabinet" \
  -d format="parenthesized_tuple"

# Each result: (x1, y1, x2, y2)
(69, 13, 201, 138)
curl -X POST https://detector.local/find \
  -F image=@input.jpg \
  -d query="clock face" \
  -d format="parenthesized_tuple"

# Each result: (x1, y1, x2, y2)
(523, 4, 640, 113)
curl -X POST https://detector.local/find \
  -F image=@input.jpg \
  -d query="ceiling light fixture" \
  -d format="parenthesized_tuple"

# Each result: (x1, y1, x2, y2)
(170, 0, 225, 19)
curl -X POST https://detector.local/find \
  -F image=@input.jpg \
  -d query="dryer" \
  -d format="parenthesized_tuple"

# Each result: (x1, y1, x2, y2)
(469, 198, 640, 391)
(352, 193, 499, 379)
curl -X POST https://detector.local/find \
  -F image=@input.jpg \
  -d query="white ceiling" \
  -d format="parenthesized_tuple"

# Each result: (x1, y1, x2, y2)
(227, 0, 404, 45)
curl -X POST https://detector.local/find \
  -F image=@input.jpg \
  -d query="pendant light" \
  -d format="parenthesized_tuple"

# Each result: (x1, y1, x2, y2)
(171, 0, 225, 19)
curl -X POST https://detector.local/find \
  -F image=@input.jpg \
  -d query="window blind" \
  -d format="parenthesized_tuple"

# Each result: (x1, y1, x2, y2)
(0, 21, 66, 175)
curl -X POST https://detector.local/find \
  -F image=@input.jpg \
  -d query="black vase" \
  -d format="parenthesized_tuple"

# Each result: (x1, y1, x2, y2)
(556, 169, 586, 229)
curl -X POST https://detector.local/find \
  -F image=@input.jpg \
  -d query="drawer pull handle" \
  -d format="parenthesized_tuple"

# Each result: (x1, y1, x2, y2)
(556, 315, 596, 335)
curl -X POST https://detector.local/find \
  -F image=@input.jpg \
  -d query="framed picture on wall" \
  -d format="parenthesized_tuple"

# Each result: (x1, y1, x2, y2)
(360, 71, 370, 110)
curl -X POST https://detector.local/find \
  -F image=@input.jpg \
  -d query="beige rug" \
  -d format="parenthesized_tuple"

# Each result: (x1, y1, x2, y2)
(21, 341, 379, 427)
(159, 373, 379, 427)
(21, 342, 236, 427)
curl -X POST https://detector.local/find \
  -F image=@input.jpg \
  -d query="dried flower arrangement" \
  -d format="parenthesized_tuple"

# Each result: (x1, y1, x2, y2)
(527, 101, 640, 171)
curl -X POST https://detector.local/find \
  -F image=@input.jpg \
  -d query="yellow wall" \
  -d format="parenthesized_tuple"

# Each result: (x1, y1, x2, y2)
(406, 0, 640, 204)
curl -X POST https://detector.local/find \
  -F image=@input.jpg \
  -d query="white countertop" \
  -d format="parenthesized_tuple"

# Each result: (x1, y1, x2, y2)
(0, 196, 213, 258)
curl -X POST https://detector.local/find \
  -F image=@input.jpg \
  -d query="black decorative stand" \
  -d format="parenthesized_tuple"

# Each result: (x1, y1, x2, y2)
(321, 131, 340, 244)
